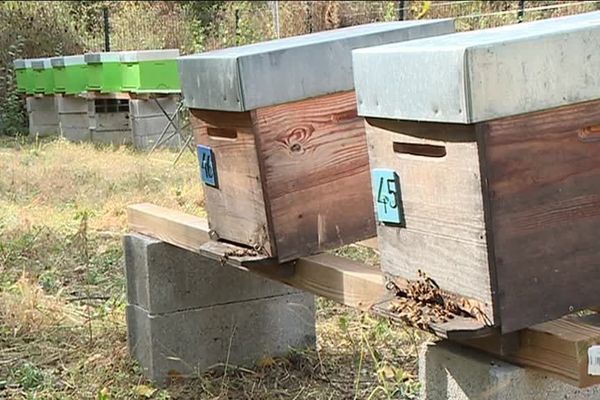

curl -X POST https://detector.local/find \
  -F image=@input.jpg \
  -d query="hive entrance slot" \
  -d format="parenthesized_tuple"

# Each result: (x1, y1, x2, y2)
(207, 127, 237, 140)
(393, 142, 447, 158)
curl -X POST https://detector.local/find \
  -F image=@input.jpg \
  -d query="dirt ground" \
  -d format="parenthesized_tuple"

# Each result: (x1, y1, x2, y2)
(0, 136, 428, 399)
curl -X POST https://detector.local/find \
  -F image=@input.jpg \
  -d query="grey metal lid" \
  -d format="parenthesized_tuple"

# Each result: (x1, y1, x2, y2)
(84, 52, 121, 64)
(32, 58, 53, 70)
(178, 20, 455, 111)
(13, 59, 29, 69)
(50, 57, 64, 67)
(353, 11, 600, 124)
(51, 55, 85, 67)
(120, 49, 180, 62)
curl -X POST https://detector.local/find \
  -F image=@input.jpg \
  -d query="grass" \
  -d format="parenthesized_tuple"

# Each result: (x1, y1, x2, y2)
(0, 135, 427, 399)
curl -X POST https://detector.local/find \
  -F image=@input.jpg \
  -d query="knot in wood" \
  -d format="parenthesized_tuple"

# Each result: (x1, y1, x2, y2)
(284, 125, 314, 155)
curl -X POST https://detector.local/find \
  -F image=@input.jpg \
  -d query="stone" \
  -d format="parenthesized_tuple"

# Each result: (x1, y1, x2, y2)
(419, 341, 600, 400)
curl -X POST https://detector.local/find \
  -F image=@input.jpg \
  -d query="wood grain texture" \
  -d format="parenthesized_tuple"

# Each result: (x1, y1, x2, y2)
(127, 203, 210, 251)
(461, 313, 600, 387)
(126, 203, 492, 338)
(253, 91, 376, 262)
(365, 118, 494, 323)
(190, 109, 273, 255)
(126, 203, 386, 310)
(479, 99, 600, 333)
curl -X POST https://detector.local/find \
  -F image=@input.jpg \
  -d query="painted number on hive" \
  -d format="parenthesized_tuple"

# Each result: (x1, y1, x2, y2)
(372, 168, 402, 225)
(197, 145, 218, 188)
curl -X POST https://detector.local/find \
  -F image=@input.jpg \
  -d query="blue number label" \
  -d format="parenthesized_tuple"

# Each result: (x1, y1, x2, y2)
(371, 168, 403, 225)
(197, 145, 218, 188)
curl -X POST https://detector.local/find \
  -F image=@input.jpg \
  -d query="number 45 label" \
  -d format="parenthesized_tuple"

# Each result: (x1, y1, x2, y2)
(371, 168, 403, 225)
(197, 145, 218, 188)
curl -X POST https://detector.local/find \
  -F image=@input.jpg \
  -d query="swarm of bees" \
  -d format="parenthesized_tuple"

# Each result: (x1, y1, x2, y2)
(385, 270, 489, 332)
(219, 247, 259, 265)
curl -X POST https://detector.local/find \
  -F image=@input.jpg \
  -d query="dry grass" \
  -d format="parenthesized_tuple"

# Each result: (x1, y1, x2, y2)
(0, 135, 427, 399)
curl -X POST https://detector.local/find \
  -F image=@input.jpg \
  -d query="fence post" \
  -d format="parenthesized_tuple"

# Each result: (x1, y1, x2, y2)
(306, 1, 313, 33)
(235, 8, 240, 45)
(272, 1, 280, 39)
(398, 0, 405, 21)
(103, 7, 110, 51)
(517, 0, 525, 23)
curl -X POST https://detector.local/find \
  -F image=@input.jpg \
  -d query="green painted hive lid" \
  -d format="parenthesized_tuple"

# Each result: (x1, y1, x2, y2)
(119, 49, 180, 62)
(32, 59, 53, 70)
(51, 55, 85, 68)
(84, 52, 121, 64)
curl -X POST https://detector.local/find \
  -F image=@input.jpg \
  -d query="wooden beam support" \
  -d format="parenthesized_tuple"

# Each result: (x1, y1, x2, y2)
(126, 203, 387, 310)
(459, 313, 600, 388)
(127, 203, 600, 387)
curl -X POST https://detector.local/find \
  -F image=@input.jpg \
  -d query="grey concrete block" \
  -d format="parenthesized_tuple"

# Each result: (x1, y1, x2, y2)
(131, 115, 179, 137)
(94, 112, 130, 132)
(26, 96, 57, 112)
(60, 126, 91, 142)
(123, 233, 299, 314)
(419, 342, 600, 400)
(56, 96, 88, 114)
(130, 96, 179, 118)
(127, 293, 316, 384)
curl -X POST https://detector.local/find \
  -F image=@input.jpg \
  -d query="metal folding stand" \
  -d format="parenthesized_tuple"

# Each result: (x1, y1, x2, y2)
(145, 93, 195, 164)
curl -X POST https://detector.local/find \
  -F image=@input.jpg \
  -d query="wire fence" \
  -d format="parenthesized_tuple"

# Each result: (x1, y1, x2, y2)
(91, 1, 600, 54)
(1, 0, 599, 133)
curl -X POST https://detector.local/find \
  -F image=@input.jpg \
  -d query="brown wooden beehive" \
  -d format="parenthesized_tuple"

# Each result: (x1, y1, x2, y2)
(178, 20, 455, 262)
(353, 12, 600, 333)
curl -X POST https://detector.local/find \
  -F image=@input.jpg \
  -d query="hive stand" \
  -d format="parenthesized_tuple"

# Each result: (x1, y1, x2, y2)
(353, 11, 600, 333)
(124, 203, 600, 390)
(26, 96, 59, 137)
(178, 19, 455, 263)
(124, 232, 316, 385)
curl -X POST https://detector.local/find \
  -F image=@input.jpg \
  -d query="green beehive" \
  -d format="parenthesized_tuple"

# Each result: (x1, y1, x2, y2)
(14, 59, 35, 94)
(120, 49, 180, 92)
(31, 58, 55, 95)
(51, 55, 87, 95)
(84, 52, 122, 93)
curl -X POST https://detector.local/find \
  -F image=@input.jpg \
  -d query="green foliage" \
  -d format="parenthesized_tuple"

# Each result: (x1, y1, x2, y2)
(0, 39, 26, 135)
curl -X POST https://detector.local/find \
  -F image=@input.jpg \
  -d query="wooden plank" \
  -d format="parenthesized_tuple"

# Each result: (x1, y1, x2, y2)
(365, 118, 494, 324)
(479, 99, 600, 333)
(253, 91, 376, 262)
(127, 203, 210, 251)
(460, 313, 600, 388)
(82, 91, 133, 100)
(126, 203, 494, 333)
(126, 203, 384, 309)
(190, 109, 273, 255)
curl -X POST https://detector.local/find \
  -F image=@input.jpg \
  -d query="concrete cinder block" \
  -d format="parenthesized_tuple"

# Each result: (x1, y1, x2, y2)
(123, 233, 299, 314)
(130, 97, 180, 150)
(127, 294, 316, 384)
(419, 342, 600, 400)
(129, 96, 179, 118)
(26, 96, 57, 112)
(56, 96, 88, 114)
(56, 96, 91, 142)
(27, 96, 59, 137)
(89, 111, 131, 145)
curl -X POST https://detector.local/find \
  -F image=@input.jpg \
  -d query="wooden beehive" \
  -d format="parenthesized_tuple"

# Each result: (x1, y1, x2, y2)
(353, 12, 600, 333)
(178, 20, 455, 262)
